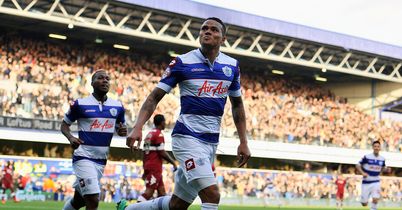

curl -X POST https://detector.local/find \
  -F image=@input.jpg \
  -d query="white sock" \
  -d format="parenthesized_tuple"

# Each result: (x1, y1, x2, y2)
(126, 196, 170, 210)
(62, 198, 76, 210)
(201, 203, 218, 210)
(370, 203, 377, 210)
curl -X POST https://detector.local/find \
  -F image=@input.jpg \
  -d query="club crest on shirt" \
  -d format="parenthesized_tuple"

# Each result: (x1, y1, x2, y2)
(109, 108, 117, 116)
(222, 66, 232, 77)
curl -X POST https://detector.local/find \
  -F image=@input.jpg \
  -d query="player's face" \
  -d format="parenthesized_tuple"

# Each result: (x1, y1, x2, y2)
(372, 143, 381, 154)
(92, 71, 110, 93)
(199, 20, 225, 48)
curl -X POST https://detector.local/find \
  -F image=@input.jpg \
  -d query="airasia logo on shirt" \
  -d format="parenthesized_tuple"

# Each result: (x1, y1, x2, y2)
(90, 119, 114, 131)
(368, 165, 382, 171)
(197, 80, 228, 96)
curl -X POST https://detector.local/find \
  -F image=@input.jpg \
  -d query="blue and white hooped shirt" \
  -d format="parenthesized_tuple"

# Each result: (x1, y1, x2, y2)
(157, 49, 241, 144)
(64, 94, 125, 165)
(359, 153, 385, 184)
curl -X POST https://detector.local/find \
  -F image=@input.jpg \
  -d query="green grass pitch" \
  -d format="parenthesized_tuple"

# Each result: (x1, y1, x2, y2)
(0, 201, 401, 210)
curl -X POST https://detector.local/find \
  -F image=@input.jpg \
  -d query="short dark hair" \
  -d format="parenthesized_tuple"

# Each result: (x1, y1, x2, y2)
(91, 69, 107, 83)
(154, 114, 165, 126)
(372, 140, 381, 146)
(205, 17, 226, 36)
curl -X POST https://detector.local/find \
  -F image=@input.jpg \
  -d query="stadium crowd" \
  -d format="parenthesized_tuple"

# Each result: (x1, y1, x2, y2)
(217, 168, 401, 202)
(1, 32, 402, 152)
(1, 159, 401, 203)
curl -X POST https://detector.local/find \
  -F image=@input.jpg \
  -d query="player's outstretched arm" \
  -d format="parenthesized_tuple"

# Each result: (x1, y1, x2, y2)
(229, 96, 251, 168)
(127, 87, 166, 151)
(60, 121, 84, 149)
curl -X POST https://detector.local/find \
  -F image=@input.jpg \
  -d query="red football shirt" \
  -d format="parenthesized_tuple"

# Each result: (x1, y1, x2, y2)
(2, 165, 13, 188)
(2, 166, 13, 180)
(336, 179, 346, 193)
(143, 128, 165, 172)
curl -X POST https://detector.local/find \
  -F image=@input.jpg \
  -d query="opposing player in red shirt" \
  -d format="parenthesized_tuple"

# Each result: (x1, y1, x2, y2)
(335, 174, 348, 210)
(137, 114, 177, 202)
(1, 161, 18, 204)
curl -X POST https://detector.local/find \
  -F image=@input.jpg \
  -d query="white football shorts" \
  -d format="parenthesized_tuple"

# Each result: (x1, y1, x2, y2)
(360, 182, 381, 203)
(172, 134, 218, 203)
(73, 159, 105, 196)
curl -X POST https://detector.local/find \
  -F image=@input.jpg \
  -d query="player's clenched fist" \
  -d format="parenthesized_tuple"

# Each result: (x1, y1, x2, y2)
(68, 136, 84, 149)
(126, 126, 143, 152)
(237, 142, 251, 168)
(117, 122, 127, 137)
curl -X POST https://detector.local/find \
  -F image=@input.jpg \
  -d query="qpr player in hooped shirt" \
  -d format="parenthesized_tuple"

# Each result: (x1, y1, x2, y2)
(159, 48, 240, 145)
(61, 70, 127, 210)
(121, 17, 251, 210)
(356, 140, 388, 210)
